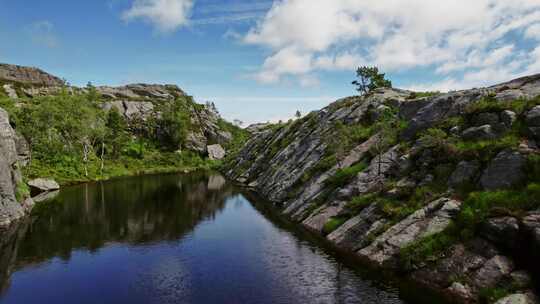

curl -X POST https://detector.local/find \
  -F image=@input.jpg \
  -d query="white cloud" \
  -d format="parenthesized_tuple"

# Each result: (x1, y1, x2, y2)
(244, 0, 540, 88)
(526, 23, 540, 40)
(26, 21, 59, 48)
(122, 0, 193, 32)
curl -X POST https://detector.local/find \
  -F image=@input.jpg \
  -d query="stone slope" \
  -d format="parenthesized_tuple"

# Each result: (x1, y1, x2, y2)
(225, 74, 540, 303)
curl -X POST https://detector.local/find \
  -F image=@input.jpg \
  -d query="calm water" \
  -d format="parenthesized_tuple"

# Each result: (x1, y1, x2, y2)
(0, 172, 407, 304)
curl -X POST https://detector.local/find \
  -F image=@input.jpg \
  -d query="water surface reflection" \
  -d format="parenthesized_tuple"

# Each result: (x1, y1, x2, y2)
(0, 172, 405, 304)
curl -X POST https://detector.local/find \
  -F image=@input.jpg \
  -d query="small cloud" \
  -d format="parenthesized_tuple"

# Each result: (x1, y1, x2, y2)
(122, 0, 193, 33)
(26, 21, 59, 48)
(222, 29, 242, 40)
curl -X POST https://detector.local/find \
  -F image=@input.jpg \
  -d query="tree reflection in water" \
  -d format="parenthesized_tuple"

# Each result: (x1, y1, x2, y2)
(0, 171, 233, 291)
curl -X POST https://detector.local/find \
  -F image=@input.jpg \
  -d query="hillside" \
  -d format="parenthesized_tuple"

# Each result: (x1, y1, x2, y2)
(225, 74, 540, 303)
(0, 63, 247, 227)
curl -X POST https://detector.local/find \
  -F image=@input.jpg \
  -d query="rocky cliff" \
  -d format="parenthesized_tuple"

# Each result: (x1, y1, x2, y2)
(0, 108, 32, 228)
(225, 75, 540, 303)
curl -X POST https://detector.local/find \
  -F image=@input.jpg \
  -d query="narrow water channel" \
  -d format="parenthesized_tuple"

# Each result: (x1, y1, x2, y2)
(0, 172, 408, 304)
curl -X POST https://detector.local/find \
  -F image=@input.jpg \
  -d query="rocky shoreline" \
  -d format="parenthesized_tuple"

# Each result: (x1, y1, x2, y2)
(225, 74, 540, 303)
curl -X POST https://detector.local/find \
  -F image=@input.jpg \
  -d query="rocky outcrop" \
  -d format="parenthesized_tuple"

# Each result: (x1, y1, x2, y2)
(358, 198, 461, 268)
(225, 74, 540, 303)
(0, 63, 64, 86)
(0, 63, 234, 155)
(0, 108, 32, 228)
(97, 84, 185, 100)
(207, 144, 226, 160)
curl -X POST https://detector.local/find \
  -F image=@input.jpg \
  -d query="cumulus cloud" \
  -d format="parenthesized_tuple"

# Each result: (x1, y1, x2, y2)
(244, 0, 540, 89)
(122, 0, 193, 32)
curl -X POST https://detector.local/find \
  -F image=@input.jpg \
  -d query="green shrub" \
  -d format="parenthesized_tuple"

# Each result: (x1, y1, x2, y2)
(325, 161, 368, 188)
(322, 217, 347, 234)
(408, 91, 441, 99)
(528, 154, 540, 182)
(15, 181, 30, 202)
(457, 183, 540, 234)
(465, 95, 540, 115)
(399, 224, 459, 270)
(479, 287, 512, 304)
(346, 193, 378, 214)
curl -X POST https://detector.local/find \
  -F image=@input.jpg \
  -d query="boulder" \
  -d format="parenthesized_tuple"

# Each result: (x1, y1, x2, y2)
(27, 178, 60, 194)
(448, 160, 480, 188)
(473, 112, 500, 126)
(207, 144, 226, 160)
(480, 150, 526, 190)
(494, 292, 539, 304)
(2, 84, 17, 99)
(480, 217, 520, 249)
(461, 125, 497, 141)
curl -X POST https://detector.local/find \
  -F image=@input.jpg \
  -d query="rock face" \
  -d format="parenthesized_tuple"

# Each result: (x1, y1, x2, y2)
(225, 74, 540, 303)
(358, 198, 461, 268)
(0, 108, 32, 228)
(0, 63, 64, 86)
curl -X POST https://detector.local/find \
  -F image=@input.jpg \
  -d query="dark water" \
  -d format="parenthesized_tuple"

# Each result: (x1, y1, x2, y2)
(0, 172, 407, 304)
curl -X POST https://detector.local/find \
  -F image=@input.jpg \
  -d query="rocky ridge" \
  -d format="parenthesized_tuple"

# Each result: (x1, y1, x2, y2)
(225, 74, 540, 303)
(0, 63, 231, 155)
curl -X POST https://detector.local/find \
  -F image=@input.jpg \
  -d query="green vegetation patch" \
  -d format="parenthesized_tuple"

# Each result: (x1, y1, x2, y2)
(0, 90, 241, 185)
(15, 180, 30, 202)
(407, 91, 441, 99)
(325, 161, 368, 188)
(322, 217, 348, 234)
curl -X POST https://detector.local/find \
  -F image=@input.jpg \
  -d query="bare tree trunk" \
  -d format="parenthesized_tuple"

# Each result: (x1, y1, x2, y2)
(83, 142, 89, 177)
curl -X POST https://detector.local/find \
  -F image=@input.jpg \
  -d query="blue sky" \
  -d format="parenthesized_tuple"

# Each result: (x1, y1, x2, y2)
(1, 0, 540, 124)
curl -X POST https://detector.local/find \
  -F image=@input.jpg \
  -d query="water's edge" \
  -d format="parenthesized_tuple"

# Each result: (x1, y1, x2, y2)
(237, 186, 452, 304)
